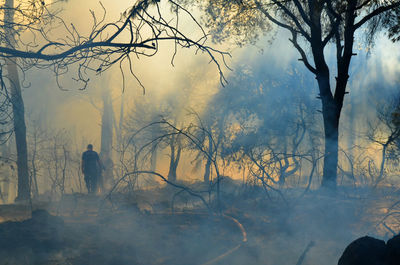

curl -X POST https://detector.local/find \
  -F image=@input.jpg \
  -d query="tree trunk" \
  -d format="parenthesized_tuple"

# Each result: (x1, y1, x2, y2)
(377, 144, 387, 184)
(167, 139, 176, 182)
(315, 71, 340, 190)
(321, 105, 339, 189)
(4, 0, 30, 201)
(100, 86, 114, 191)
(204, 158, 211, 183)
(8, 62, 29, 201)
(147, 140, 158, 185)
(203, 134, 212, 183)
(167, 135, 181, 182)
(31, 128, 39, 197)
(150, 142, 157, 171)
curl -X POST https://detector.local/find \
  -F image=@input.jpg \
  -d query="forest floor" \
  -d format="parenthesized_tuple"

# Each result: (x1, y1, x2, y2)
(0, 183, 399, 265)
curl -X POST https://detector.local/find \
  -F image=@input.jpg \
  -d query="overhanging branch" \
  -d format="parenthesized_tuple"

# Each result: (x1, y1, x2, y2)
(354, 2, 400, 29)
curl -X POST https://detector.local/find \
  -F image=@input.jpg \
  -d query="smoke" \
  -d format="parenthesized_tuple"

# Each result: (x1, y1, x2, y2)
(1, 2, 400, 265)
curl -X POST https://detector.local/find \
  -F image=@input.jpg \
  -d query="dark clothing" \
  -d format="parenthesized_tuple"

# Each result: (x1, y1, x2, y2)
(84, 173, 98, 194)
(82, 150, 100, 193)
(82, 150, 100, 174)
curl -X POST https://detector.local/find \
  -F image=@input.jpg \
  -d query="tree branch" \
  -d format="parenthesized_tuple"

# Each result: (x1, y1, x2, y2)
(289, 31, 317, 74)
(354, 2, 400, 29)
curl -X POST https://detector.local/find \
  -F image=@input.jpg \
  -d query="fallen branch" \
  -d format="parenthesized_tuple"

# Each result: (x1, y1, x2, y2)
(201, 214, 248, 265)
(295, 241, 315, 265)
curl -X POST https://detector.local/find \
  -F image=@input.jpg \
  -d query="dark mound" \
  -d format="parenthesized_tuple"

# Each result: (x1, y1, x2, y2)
(338, 235, 400, 265)
(387, 235, 400, 265)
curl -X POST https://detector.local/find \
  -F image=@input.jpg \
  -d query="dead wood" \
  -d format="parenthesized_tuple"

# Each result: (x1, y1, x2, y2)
(295, 240, 315, 265)
(201, 214, 248, 265)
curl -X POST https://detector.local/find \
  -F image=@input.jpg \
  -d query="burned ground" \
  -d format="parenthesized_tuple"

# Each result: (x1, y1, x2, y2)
(0, 185, 399, 265)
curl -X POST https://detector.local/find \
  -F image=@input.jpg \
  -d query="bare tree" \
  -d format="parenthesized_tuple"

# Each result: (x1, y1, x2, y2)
(366, 96, 400, 185)
(125, 120, 224, 209)
(41, 129, 71, 199)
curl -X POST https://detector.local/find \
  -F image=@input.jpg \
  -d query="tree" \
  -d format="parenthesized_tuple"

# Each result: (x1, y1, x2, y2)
(0, 0, 227, 200)
(4, 0, 30, 201)
(202, 64, 319, 190)
(183, 0, 400, 189)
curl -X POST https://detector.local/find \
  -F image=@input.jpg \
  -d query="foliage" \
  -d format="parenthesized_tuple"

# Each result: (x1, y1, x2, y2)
(200, 64, 321, 188)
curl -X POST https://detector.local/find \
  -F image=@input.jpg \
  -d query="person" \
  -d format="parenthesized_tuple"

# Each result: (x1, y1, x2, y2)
(81, 144, 102, 194)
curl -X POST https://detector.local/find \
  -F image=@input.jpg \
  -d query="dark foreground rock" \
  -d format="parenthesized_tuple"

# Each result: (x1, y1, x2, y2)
(338, 235, 400, 265)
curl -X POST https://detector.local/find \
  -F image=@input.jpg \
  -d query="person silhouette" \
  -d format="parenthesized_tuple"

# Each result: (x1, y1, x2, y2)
(81, 144, 102, 194)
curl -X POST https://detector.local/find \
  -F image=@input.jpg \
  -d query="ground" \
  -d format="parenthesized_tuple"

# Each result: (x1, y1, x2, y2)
(0, 185, 399, 265)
